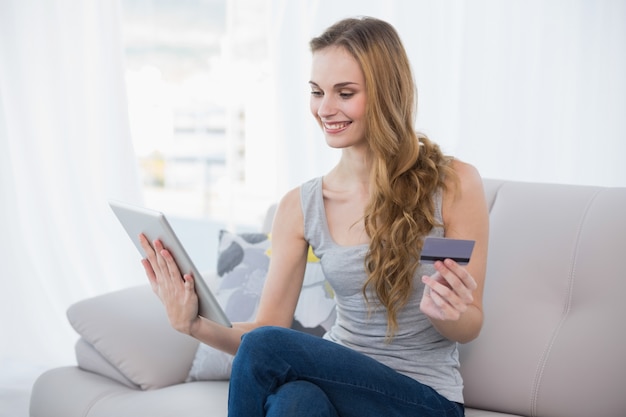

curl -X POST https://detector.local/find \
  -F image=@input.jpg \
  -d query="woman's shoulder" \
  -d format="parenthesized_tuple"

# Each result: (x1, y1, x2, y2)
(278, 177, 321, 207)
(442, 158, 488, 227)
(274, 177, 322, 226)
(447, 158, 483, 194)
(277, 186, 302, 215)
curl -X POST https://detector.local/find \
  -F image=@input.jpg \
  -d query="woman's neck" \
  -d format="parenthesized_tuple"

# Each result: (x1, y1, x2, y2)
(328, 146, 372, 189)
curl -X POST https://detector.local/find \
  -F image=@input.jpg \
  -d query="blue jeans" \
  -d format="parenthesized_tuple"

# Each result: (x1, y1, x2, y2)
(228, 327, 464, 417)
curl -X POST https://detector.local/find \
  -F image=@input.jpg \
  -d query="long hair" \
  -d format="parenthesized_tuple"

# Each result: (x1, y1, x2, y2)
(310, 17, 456, 336)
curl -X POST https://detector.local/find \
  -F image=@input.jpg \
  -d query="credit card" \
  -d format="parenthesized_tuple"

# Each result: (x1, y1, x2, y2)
(420, 237, 475, 265)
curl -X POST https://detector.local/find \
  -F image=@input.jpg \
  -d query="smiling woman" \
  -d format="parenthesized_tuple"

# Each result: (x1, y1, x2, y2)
(309, 46, 368, 149)
(217, 15, 489, 416)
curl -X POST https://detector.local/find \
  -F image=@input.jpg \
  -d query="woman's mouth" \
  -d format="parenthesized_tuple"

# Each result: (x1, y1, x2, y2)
(323, 121, 351, 133)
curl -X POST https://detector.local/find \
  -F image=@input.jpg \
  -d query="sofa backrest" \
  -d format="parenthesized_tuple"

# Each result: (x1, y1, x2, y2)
(262, 204, 277, 233)
(459, 179, 626, 417)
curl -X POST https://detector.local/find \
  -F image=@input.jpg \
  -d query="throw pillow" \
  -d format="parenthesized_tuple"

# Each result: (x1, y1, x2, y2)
(69, 284, 200, 390)
(187, 230, 336, 381)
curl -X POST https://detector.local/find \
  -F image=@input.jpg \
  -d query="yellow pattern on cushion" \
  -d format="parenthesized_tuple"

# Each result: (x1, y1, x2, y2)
(265, 233, 321, 263)
(307, 245, 320, 263)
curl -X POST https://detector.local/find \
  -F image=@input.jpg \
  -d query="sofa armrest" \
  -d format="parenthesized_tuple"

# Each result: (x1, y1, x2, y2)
(30, 366, 230, 417)
(67, 283, 200, 390)
(30, 366, 135, 417)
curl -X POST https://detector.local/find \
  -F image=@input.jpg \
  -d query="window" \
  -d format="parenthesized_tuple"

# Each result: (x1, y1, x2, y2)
(121, 0, 273, 226)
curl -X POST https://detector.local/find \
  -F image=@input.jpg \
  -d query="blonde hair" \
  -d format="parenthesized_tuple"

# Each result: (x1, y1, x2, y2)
(310, 17, 456, 336)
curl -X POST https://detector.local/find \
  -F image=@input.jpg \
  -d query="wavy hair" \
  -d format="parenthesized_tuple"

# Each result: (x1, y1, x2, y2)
(310, 17, 456, 336)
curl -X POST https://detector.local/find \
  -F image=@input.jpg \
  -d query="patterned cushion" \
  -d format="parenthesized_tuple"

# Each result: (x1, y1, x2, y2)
(187, 230, 335, 381)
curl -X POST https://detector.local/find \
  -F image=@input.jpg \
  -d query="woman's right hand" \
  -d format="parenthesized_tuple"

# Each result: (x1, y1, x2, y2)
(139, 233, 200, 335)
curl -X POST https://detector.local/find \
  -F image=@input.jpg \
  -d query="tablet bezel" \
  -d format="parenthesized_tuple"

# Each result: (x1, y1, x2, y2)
(109, 199, 232, 328)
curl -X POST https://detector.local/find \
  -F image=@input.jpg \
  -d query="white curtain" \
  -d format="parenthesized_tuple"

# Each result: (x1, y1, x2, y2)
(268, 0, 626, 193)
(0, 0, 144, 375)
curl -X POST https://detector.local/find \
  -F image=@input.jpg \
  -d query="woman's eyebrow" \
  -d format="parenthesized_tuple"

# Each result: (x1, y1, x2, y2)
(308, 81, 360, 88)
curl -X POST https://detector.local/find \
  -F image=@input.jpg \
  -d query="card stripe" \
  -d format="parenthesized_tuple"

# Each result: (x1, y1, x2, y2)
(420, 256, 471, 264)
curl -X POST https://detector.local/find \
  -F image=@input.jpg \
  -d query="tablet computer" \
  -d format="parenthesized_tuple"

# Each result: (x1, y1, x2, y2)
(109, 199, 232, 328)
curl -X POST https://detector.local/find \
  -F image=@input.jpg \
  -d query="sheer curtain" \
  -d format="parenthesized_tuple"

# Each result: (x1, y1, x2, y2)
(0, 0, 144, 376)
(268, 0, 626, 193)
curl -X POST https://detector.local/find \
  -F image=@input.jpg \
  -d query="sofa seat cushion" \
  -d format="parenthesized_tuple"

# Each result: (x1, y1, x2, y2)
(465, 410, 523, 417)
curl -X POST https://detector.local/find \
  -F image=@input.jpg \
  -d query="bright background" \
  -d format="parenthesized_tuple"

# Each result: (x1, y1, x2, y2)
(1, 0, 625, 415)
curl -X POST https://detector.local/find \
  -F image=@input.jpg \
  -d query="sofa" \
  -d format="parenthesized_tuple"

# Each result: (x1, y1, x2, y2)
(30, 178, 626, 417)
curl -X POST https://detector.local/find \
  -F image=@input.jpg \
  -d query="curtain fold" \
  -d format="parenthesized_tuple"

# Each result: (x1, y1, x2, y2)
(0, 0, 144, 370)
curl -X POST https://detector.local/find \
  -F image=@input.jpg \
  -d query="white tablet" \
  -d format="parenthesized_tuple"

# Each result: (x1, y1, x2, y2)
(109, 199, 232, 328)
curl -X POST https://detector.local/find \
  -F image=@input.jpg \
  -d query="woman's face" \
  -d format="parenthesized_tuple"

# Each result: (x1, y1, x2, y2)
(309, 46, 367, 149)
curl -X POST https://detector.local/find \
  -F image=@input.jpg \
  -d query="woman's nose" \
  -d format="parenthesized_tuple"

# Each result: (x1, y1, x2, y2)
(317, 95, 337, 118)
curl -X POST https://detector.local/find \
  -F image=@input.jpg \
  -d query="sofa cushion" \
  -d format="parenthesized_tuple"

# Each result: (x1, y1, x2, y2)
(67, 284, 199, 390)
(215, 230, 272, 323)
(187, 230, 336, 381)
(74, 338, 137, 388)
(216, 230, 335, 331)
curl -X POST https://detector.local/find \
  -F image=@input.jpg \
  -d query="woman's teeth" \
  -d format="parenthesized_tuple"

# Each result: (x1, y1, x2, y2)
(324, 122, 350, 130)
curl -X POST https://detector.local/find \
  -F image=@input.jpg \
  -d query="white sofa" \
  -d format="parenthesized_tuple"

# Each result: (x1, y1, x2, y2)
(30, 179, 626, 417)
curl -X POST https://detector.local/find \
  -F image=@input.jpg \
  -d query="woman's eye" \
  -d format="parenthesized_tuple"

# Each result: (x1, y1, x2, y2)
(339, 92, 354, 99)
(310, 90, 323, 97)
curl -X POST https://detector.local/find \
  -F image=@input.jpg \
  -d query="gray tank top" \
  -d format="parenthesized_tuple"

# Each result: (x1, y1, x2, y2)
(300, 176, 463, 403)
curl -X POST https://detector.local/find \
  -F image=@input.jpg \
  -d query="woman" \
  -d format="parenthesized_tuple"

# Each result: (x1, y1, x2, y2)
(140, 16, 488, 417)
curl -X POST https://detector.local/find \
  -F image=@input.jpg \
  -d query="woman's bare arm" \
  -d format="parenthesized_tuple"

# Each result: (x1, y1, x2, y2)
(140, 187, 309, 355)
(420, 160, 489, 343)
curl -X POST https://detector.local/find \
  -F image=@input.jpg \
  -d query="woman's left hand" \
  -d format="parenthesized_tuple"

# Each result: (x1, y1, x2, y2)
(420, 259, 478, 322)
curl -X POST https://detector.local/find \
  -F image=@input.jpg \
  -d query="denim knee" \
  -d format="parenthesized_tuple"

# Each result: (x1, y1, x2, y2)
(241, 326, 286, 347)
(265, 380, 339, 417)
(235, 326, 285, 360)
(231, 326, 291, 379)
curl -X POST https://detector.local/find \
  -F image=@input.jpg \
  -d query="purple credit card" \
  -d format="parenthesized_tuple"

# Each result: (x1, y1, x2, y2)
(420, 237, 475, 265)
